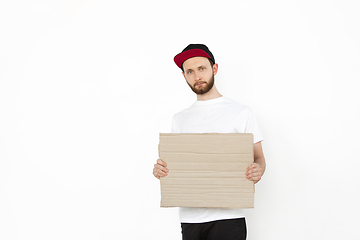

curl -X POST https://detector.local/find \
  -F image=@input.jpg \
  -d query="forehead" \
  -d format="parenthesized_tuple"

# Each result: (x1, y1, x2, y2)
(182, 56, 210, 70)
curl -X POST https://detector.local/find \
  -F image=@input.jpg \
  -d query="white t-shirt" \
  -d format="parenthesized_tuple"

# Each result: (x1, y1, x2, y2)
(171, 96, 263, 223)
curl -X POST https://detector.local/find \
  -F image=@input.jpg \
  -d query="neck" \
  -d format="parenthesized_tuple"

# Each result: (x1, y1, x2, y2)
(196, 85, 222, 101)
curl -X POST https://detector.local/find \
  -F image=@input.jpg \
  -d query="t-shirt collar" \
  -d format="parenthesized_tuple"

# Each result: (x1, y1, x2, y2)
(194, 96, 225, 106)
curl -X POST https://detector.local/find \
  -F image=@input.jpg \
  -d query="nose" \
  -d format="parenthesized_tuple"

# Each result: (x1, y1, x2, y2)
(194, 71, 201, 81)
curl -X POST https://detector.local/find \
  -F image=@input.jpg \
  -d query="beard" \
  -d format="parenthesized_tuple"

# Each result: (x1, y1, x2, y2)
(187, 73, 215, 95)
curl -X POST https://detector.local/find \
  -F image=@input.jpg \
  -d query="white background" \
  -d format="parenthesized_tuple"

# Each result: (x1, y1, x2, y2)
(1, 0, 359, 239)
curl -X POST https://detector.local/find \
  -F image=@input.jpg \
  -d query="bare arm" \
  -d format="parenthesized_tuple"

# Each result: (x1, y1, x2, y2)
(246, 141, 266, 184)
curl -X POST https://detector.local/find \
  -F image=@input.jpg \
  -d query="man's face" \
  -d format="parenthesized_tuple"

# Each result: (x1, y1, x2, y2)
(182, 57, 217, 95)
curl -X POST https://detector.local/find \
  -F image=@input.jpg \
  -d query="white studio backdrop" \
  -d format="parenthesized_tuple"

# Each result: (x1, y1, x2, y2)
(1, 0, 359, 239)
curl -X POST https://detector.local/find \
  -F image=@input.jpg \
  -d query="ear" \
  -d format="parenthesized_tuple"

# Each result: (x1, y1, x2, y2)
(182, 71, 186, 80)
(212, 63, 219, 76)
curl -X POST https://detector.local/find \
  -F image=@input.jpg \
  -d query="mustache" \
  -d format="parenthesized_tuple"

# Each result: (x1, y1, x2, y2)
(194, 81, 207, 86)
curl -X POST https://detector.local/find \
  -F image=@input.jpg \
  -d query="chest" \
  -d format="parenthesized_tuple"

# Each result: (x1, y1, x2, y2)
(178, 109, 245, 134)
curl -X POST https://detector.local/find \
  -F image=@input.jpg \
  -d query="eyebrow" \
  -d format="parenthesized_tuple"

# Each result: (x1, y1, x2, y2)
(186, 65, 206, 72)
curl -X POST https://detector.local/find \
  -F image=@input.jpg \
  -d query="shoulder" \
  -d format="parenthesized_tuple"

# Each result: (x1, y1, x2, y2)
(172, 102, 197, 118)
(222, 96, 253, 114)
(172, 107, 188, 119)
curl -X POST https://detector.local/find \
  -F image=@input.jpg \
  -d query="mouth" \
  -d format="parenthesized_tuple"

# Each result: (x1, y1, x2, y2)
(195, 82, 206, 87)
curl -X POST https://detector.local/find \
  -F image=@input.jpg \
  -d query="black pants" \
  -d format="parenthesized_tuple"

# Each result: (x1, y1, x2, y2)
(181, 218, 247, 240)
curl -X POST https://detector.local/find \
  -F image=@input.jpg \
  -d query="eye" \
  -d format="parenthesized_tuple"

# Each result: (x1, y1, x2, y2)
(187, 70, 193, 74)
(200, 67, 205, 71)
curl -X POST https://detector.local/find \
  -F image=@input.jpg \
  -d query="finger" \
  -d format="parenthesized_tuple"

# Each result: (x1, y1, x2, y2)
(247, 174, 261, 182)
(153, 165, 166, 178)
(157, 159, 167, 167)
(253, 175, 261, 183)
(246, 173, 254, 179)
(153, 169, 160, 179)
(250, 173, 259, 178)
(246, 164, 255, 172)
(153, 168, 166, 178)
(248, 164, 261, 173)
(250, 163, 259, 168)
(250, 168, 261, 174)
(159, 169, 167, 177)
(155, 164, 169, 173)
(246, 168, 257, 175)
(246, 171, 261, 179)
(246, 174, 256, 181)
(153, 165, 161, 176)
(154, 165, 168, 177)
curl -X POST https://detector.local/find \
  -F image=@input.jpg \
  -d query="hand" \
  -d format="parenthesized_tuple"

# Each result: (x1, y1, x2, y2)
(246, 163, 263, 184)
(153, 159, 168, 179)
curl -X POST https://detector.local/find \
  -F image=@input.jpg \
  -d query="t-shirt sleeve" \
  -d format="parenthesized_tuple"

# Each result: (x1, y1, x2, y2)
(245, 110, 264, 144)
(171, 115, 179, 133)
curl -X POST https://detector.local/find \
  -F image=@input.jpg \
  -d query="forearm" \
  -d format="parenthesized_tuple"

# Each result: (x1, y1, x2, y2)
(254, 156, 266, 176)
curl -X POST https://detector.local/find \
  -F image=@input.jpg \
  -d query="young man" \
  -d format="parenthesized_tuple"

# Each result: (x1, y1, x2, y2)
(153, 44, 266, 240)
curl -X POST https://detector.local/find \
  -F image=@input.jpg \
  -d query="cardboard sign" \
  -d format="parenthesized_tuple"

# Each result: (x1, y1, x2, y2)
(159, 133, 254, 209)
